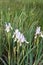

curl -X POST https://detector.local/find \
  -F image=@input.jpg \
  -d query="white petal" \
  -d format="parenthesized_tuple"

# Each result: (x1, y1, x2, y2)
(41, 33, 43, 38)
(35, 26, 41, 35)
(34, 35, 37, 39)
(16, 31, 21, 40)
(5, 27, 10, 32)
(15, 29, 19, 34)
(25, 40, 29, 44)
(20, 34, 25, 43)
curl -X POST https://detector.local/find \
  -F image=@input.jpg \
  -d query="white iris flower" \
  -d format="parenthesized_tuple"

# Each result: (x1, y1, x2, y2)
(5, 23, 12, 32)
(35, 26, 43, 39)
(35, 26, 41, 35)
(12, 29, 29, 46)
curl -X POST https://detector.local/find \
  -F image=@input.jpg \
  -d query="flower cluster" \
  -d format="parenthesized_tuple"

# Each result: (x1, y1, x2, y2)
(12, 29, 29, 46)
(5, 22, 13, 32)
(5, 22, 43, 46)
(35, 26, 43, 39)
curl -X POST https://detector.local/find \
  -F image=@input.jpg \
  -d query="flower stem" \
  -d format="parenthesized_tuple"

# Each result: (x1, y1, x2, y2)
(7, 33, 11, 65)
(8, 43, 10, 65)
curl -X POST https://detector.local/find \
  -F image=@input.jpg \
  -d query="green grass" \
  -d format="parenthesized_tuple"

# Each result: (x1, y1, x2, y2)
(0, 0, 43, 65)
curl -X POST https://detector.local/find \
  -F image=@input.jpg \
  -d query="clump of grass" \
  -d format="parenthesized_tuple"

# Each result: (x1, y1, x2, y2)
(0, 1, 43, 65)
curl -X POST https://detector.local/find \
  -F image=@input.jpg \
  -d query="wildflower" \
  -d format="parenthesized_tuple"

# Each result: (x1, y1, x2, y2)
(35, 26, 41, 35)
(5, 22, 13, 32)
(12, 29, 21, 42)
(34, 26, 41, 39)
(12, 29, 29, 46)
(35, 26, 43, 39)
